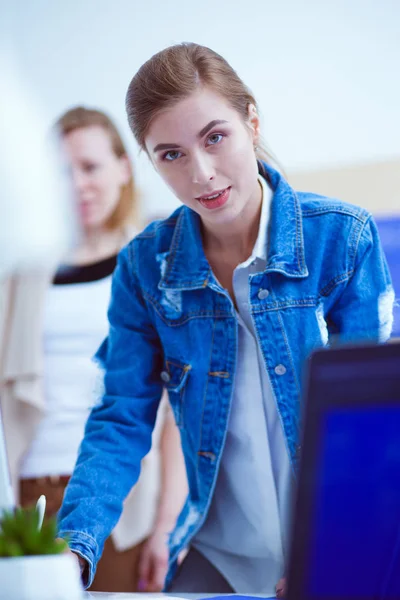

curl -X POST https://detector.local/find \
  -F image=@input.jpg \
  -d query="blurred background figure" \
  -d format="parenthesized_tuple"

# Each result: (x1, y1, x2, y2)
(0, 106, 187, 592)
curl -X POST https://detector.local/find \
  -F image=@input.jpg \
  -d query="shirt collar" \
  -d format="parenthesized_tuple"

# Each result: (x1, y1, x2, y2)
(238, 174, 272, 270)
(251, 174, 272, 263)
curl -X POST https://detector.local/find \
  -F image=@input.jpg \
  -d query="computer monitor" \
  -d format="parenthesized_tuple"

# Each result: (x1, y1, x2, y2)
(0, 403, 14, 517)
(287, 341, 400, 600)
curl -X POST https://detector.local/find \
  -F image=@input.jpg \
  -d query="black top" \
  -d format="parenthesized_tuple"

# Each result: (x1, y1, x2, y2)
(53, 254, 118, 285)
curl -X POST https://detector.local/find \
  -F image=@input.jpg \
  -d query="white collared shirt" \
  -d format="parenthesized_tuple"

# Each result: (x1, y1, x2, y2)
(193, 175, 294, 595)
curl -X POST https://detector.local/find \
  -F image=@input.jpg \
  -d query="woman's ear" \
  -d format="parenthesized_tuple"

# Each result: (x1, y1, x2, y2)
(247, 103, 260, 147)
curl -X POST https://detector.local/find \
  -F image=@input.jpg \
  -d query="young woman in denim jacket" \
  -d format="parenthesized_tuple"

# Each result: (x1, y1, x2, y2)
(58, 43, 394, 597)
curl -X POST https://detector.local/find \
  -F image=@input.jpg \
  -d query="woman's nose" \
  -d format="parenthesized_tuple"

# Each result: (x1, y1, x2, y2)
(190, 152, 215, 185)
(71, 169, 89, 193)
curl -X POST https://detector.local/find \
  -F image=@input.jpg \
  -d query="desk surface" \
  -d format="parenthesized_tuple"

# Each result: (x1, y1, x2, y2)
(85, 595, 203, 599)
(84, 592, 239, 600)
(86, 596, 187, 599)
(85, 594, 273, 599)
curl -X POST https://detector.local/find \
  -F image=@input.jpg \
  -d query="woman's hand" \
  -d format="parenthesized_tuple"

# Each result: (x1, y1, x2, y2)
(58, 539, 86, 576)
(276, 577, 287, 598)
(137, 528, 169, 592)
(73, 552, 87, 575)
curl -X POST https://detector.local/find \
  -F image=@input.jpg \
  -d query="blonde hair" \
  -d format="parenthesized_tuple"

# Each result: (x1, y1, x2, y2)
(125, 42, 273, 165)
(55, 106, 138, 229)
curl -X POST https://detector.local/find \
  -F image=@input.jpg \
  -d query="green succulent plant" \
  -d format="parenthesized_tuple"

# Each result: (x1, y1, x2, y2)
(0, 507, 68, 558)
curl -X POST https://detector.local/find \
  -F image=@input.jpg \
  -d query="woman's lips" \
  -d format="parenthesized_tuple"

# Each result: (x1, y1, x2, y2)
(197, 187, 231, 210)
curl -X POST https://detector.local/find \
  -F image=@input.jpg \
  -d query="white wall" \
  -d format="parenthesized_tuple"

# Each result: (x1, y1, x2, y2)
(3, 0, 400, 219)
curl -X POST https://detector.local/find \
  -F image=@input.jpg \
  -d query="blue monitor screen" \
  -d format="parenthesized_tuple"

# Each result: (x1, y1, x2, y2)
(306, 405, 400, 599)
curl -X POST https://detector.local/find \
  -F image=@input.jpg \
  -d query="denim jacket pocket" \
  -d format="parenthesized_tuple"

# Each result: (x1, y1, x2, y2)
(163, 359, 191, 427)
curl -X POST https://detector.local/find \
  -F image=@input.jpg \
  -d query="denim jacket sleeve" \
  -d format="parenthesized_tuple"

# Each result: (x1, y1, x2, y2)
(57, 243, 164, 587)
(328, 215, 394, 343)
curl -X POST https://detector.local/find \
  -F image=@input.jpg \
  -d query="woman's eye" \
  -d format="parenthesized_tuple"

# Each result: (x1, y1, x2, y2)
(207, 133, 224, 146)
(84, 163, 98, 173)
(163, 150, 182, 162)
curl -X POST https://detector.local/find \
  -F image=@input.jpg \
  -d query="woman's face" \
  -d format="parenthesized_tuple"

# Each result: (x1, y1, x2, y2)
(145, 87, 260, 228)
(62, 125, 130, 231)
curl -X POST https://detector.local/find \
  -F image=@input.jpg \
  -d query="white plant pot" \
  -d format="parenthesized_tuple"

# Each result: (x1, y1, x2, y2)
(0, 553, 83, 600)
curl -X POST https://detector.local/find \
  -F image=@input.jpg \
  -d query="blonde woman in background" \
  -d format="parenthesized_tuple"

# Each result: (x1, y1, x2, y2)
(0, 107, 187, 593)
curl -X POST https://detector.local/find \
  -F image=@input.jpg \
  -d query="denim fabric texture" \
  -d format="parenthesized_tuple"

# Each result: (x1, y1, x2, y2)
(57, 162, 394, 588)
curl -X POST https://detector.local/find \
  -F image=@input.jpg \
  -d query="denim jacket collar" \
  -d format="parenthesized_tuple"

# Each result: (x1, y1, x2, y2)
(159, 162, 308, 291)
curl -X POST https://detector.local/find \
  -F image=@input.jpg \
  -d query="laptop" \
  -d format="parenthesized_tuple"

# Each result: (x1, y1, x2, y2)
(286, 340, 400, 600)
(0, 403, 14, 517)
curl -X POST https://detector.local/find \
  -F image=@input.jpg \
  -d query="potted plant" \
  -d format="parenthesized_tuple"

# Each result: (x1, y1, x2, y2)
(0, 506, 83, 600)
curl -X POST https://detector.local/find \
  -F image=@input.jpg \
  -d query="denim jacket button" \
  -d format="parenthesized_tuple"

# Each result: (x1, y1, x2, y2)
(258, 288, 269, 300)
(160, 370, 171, 383)
(275, 364, 287, 376)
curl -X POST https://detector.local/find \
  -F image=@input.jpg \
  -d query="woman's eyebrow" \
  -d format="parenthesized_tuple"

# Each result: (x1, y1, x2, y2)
(153, 119, 228, 153)
(153, 142, 180, 153)
(198, 119, 228, 138)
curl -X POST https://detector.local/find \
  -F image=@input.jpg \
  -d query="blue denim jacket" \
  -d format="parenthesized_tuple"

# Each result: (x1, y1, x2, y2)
(57, 162, 394, 588)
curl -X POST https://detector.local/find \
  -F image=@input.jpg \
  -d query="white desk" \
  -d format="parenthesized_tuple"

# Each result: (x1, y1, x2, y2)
(85, 594, 271, 599)
(84, 592, 232, 600)
(85, 595, 231, 599)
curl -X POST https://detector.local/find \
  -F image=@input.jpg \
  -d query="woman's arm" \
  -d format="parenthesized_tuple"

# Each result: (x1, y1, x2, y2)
(138, 397, 188, 591)
(57, 244, 164, 588)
